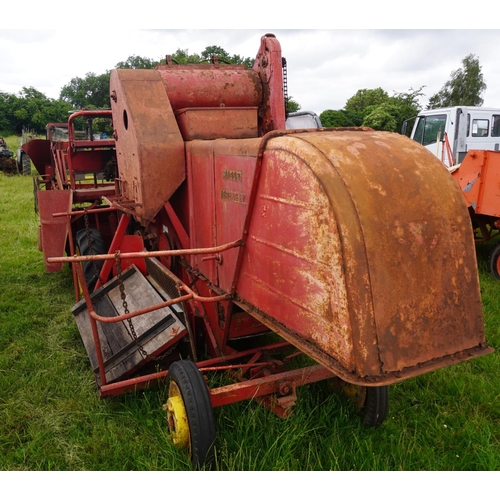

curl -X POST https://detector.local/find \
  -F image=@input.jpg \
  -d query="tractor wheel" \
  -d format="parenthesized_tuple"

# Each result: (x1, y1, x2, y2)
(75, 228, 106, 291)
(340, 383, 388, 428)
(360, 386, 388, 428)
(19, 153, 31, 175)
(488, 241, 500, 280)
(164, 360, 215, 469)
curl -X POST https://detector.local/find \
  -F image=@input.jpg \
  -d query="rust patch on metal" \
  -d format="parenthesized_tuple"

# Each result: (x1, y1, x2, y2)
(236, 129, 488, 382)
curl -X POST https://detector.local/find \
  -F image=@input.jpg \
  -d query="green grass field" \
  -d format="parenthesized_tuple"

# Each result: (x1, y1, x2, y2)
(1, 154, 499, 472)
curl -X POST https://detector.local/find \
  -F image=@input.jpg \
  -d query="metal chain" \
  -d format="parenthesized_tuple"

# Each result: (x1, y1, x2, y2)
(115, 251, 149, 360)
(114, 253, 178, 363)
(282, 57, 289, 119)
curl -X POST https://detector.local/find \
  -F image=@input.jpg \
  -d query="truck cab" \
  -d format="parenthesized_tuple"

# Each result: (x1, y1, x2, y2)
(403, 106, 500, 169)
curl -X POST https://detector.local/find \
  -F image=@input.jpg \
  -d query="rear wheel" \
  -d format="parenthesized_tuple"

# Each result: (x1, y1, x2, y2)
(164, 360, 215, 469)
(75, 228, 106, 290)
(340, 383, 388, 428)
(20, 153, 31, 175)
(488, 241, 500, 280)
(360, 386, 388, 428)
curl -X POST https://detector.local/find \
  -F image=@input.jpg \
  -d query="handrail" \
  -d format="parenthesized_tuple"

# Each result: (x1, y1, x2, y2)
(47, 239, 243, 264)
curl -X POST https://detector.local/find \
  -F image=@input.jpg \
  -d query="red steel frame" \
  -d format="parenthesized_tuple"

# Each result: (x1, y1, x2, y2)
(49, 232, 337, 410)
(40, 33, 492, 416)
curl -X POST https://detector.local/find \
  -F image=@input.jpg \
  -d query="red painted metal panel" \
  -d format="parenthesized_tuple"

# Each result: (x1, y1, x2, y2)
(175, 107, 258, 141)
(186, 141, 217, 282)
(157, 67, 262, 111)
(234, 129, 487, 384)
(109, 69, 185, 222)
(213, 139, 260, 292)
(252, 34, 286, 134)
(37, 189, 72, 272)
(22, 139, 52, 177)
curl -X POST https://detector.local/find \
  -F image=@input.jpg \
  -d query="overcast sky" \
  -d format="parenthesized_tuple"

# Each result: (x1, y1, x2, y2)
(3, 7, 500, 117)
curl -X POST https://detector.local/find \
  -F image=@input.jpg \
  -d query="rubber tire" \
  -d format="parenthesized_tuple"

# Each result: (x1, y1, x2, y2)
(166, 360, 215, 469)
(20, 153, 31, 175)
(488, 241, 500, 280)
(75, 228, 106, 291)
(361, 386, 388, 428)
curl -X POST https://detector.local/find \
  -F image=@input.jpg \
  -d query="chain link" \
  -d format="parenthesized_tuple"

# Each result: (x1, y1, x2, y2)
(113, 253, 179, 363)
(282, 57, 289, 119)
(115, 251, 150, 360)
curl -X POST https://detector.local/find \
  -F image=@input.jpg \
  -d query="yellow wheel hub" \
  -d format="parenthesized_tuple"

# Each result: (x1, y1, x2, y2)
(165, 382, 190, 450)
(342, 384, 367, 409)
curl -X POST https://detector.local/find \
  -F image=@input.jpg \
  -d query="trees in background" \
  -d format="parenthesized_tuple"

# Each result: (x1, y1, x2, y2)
(1, 48, 488, 135)
(320, 87, 425, 133)
(0, 45, 257, 134)
(60, 72, 112, 110)
(319, 54, 487, 133)
(428, 54, 486, 109)
(0, 87, 73, 134)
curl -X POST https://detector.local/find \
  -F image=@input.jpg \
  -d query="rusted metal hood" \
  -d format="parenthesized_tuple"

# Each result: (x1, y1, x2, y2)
(236, 129, 491, 384)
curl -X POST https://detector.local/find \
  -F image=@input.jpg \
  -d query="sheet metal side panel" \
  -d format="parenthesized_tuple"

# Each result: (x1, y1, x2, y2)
(110, 69, 185, 221)
(236, 138, 358, 372)
(37, 189, 73, 272)
(185, 141, 217, 282)
(453, 150, 500, 217)
(297, 130, 485, 373)
(22, 139, 52, 177)
(157, 68, 262, 111)
(213, 140, 260, 292)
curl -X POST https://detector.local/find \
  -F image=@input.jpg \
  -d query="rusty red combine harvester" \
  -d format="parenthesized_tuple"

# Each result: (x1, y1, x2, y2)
(23, 34, 492, 467)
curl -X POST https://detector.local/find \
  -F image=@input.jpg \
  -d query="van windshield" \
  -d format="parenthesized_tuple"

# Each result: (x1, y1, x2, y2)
(413, 114, 447, 146)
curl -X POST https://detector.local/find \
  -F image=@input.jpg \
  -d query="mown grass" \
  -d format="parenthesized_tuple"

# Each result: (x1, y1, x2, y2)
(1, 168, 499, 472)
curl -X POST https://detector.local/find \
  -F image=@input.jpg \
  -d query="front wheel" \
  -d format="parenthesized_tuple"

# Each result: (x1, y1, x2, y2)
(164, 360, 216, 469)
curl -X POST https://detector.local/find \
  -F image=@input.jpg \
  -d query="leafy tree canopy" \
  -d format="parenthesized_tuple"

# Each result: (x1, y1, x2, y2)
(319, 109, 363, 128)
(0, 87, 73, 134)
(60, 72, 112, 109)
(428, 54, 486, 109)
(115, 55, 160, 69)
(286, 96, 301, 115)
(167, 46, 254, 68)
(320, 86, 424, 133)
(345, 88, 389, 114)
(1, 43, 290, 134)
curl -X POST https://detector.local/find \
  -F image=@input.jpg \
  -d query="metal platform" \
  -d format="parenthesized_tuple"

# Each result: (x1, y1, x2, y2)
(72, 264, 187, 386)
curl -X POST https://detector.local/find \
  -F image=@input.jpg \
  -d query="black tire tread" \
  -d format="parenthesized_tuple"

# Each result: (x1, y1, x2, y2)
(75, 228, 106, 290)
(167, 360, 215, 469)
(488, 241, 500, 280)
(361, 386, 388, 428)
(21, 153, 31, 175)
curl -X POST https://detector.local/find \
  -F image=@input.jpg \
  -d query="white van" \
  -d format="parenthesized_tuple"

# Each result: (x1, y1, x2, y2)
(286, 111, 322, 130)
(402, 106, 500, 168)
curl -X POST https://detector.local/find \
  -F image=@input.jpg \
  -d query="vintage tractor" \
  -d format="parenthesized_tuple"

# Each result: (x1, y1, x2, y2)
(0, 137, 17, 174)
(23, 33, 492, 468)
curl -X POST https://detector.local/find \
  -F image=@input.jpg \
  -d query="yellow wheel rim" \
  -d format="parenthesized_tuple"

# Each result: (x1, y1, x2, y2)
(165, 381, 190, 450)
(342, 384, 367, 409)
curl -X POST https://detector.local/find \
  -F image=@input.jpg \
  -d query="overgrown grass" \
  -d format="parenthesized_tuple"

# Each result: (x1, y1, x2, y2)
(1, 171, 499, 472)
(2, 134, 21, 153)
